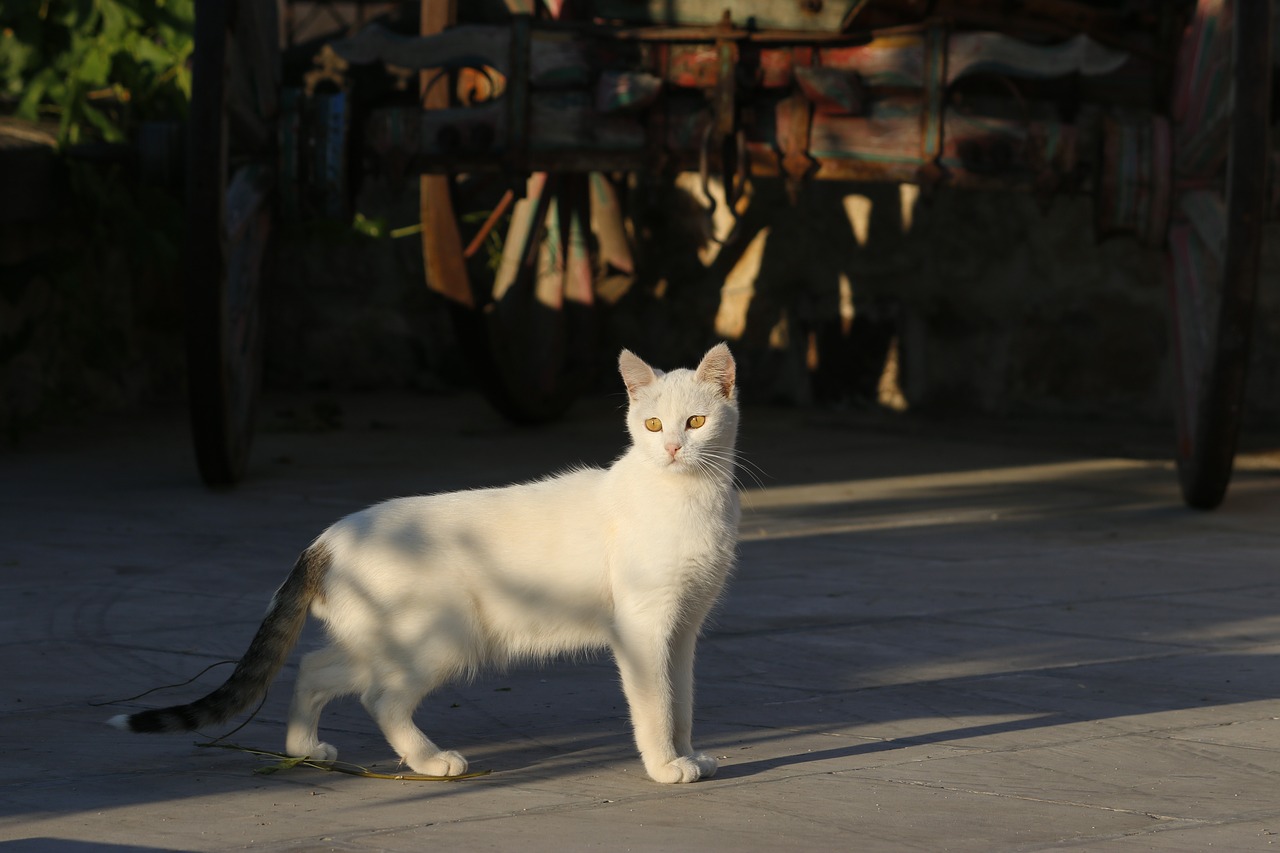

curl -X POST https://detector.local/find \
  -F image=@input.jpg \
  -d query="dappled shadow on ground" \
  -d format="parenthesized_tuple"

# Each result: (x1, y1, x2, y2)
(2, 393, 1278, 830)
(703, 645, 1280, 782)
(697, 458, 1280, 782)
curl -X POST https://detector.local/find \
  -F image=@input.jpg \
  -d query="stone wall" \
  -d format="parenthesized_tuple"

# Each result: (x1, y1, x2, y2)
(900, 189, 1278, 427)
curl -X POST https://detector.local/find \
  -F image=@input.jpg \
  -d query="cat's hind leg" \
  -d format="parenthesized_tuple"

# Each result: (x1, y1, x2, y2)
(285, 646, 353, 762)
(361, 683, 468, 777)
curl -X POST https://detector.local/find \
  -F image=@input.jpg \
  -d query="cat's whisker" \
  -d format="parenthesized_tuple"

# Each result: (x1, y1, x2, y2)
(700, 448, 768, 492)
(726, 450, 770, 485)
(732, 463, 768, 493)
(695, 457, 738, 489)
(693, 451, 736, 477)
(694, 454, 742, 488)
(608, 389, 630, 412)
(699, 457, 753, 499)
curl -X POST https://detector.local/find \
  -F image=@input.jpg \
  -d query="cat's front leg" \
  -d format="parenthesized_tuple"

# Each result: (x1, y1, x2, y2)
(614, 620, 712, 784)
(669, 625, 718, 780)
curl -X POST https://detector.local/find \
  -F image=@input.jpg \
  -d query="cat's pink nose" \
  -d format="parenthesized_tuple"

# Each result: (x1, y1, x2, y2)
(665, 442, 681, 459)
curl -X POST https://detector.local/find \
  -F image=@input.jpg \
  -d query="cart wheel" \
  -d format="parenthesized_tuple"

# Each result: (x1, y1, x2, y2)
(420, 3, 632, 423)
(186, 0, 279, 486)
(1165, 0, 1271, 509)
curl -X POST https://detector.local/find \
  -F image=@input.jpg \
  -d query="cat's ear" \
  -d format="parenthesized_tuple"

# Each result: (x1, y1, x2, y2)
(619, 349, 659, 399)
(696, 342, 736, 399)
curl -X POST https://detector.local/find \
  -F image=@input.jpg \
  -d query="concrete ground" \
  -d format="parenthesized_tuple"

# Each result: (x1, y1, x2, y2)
(2, 391, 1279, 852)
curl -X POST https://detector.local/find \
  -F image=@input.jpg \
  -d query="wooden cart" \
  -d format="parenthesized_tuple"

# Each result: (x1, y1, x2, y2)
(185, 0, 1272, 510)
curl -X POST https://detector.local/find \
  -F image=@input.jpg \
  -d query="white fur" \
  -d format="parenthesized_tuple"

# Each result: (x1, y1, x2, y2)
(284, 345, 740, 783)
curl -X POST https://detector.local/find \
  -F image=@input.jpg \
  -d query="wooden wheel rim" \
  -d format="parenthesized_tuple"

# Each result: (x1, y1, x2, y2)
(185, 0, 278, 485)
(1165, 0, 1271, 509)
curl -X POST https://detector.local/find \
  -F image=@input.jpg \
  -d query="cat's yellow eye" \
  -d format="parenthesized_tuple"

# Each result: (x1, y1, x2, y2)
(644, 417, 662, 432)
(686, 415, 706, 429)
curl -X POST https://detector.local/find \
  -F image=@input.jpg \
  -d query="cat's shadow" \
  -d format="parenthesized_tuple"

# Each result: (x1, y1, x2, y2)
(707, 713, 1074, 781)
(698, 646, 1280, 782)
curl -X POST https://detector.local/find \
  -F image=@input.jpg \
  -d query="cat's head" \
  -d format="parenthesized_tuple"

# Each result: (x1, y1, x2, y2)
(619, 344, 739, 478)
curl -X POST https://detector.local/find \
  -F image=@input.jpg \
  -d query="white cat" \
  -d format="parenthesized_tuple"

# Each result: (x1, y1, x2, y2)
(111, 344, 741, 784)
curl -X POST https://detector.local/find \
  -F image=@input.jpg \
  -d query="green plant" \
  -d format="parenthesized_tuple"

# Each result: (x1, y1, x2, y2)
(1, 0, 194, 145)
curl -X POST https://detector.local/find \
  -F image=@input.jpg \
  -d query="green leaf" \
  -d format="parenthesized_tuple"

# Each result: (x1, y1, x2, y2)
(75, 43, 111, 85)
(174, 64, 191, 99)
(352, 212, 389, 239)
(98, 0, 128, 42)
(254, 755, 310, 775)
(129, 36, 170, 66)
(0, 30, 37, 95)
(5, 0, 195, 143)
(80, 100, 124, 143)
(58, 107, 78, 145)
(15, 70, 51, 120)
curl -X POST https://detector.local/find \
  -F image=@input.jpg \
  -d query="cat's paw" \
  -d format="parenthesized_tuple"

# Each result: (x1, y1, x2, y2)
(287, 740, 338, 764)
(690, 752, 718, 778)
(409, 749, 469, 777)
(647, 754, 713, 784)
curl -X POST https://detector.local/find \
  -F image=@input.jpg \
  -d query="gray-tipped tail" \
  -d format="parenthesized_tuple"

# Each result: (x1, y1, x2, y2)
(109, 543, 330, 735)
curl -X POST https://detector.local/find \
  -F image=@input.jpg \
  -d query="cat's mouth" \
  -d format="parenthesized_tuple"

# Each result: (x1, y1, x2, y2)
(664, 454, 696, 473)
